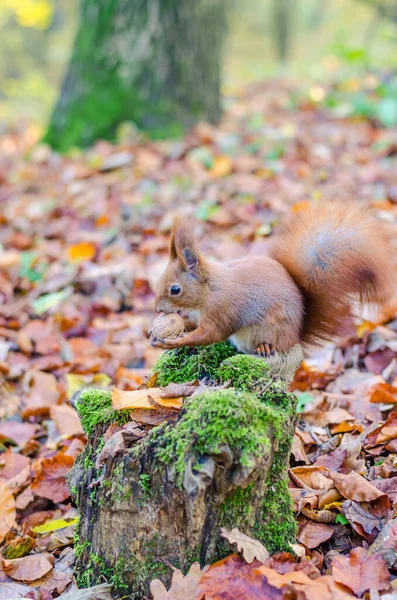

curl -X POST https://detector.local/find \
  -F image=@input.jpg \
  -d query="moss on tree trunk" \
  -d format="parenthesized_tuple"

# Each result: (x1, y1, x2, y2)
(44, 0, 226, 152)
(69, 342, 302, 599)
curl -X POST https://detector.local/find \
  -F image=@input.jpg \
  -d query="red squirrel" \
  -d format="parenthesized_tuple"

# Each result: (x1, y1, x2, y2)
(152, 203, 396, 356)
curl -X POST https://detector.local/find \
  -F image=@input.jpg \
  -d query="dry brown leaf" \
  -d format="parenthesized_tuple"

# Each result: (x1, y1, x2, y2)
(298, 521, 334, 549)
(31, 453, 74, 502)
(50, 404, 84, 437)
(220, 527, 269, 564)
(160, 382, 198, 399)
(2, 552, 54, 582)
(0, 481, 16, 543)
(0, 421, 37, 449)
(112, 386, 183, 410)
(0, 449, 30, 482)
(332, 547, 390, 596)
(194, 554, 284, 600)
(329, 470, 390, 504)
(150, 561, 204, 600)
(21, 370, 61, 418)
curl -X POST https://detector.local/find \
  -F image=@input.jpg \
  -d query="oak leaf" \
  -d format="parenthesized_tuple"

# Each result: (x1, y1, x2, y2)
(220, 527, 269, 564)
(150, 561, 204, 600)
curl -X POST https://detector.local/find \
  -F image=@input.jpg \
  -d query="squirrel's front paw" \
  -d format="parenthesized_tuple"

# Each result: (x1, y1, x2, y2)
(150, 335, 185, 350)
(253, 343, 276, 358)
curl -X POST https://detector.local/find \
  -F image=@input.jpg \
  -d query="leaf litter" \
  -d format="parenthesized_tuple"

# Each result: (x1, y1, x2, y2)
(0, 77, 397, 597)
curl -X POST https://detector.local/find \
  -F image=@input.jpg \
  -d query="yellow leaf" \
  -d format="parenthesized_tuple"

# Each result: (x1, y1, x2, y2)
(356, 321, 377, 338)
(67, 242, 96, 263)
(31, 516, 79, 534)
(112, 387, 182, 411)
(291, 200, 311, 214)
(146, 372, 158, 388)
(66, 373, 111, 397)
(209, 156, 233, 178)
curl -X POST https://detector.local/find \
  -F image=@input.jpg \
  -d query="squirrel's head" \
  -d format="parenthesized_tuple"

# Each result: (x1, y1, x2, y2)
(155, 218, 207, 316)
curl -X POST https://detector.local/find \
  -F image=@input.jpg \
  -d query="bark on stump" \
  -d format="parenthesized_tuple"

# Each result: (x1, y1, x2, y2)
(69, 342, 303, 599)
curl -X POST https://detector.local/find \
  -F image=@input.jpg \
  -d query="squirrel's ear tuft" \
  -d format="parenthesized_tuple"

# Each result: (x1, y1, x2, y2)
(182, 248, 200, 278)
(170, 217, 204, 279)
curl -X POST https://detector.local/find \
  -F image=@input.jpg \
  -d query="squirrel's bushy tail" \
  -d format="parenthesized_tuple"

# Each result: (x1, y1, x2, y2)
(270, 203, 397, 347)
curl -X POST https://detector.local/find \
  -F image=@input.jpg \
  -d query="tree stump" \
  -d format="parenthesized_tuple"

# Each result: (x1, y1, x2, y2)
(69, 342, 303, 599)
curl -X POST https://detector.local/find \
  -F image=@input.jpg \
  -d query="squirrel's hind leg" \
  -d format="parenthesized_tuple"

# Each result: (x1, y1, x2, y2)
(253, 343, 276, 358)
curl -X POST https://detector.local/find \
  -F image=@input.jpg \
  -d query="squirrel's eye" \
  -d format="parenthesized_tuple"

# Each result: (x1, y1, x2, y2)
(170, 284, 182, 296)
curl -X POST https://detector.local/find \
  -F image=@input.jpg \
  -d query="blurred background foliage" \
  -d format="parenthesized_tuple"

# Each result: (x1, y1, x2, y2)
(1, 0, 397, 137)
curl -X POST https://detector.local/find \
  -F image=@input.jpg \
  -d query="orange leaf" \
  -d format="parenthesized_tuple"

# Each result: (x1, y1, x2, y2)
(67, 241, 96, 263)
(0, 482, 16, 543)
(369, 382, 397, 404)
(209, 156, 233, 178)
(112, 387, 183, 411)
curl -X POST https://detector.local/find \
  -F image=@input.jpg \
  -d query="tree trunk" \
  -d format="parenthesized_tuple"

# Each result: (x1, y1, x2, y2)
(272, 0, 292, 64)
(69, 343, 303, 599)
(44, 0, 226, 152)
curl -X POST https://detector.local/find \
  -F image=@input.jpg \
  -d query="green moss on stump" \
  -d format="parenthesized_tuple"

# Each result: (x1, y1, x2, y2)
(73, 345, 298, 597)
(155, 389, 273, 487)
(75, 388, 130, 436)
(218, 354, 270, 391)
(153, 342, 239, 386)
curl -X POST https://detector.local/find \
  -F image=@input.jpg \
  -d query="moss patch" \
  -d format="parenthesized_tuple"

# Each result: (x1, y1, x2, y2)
(155, 389, 273, 488)
(75, 388, 130, 436)
(218, 354, 270, 391)
(153, 342, 239, 386)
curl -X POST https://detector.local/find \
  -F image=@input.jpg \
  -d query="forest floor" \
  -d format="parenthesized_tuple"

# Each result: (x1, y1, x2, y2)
(1, 78, 397, 599)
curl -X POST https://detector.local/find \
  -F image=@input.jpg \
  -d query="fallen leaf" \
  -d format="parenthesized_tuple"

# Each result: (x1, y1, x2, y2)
(343, 500, 386, 539)
(194, 554, 283, 600)
(32, 288, 72, 315)
(0, 422, 37, 449)
(58, 583, 112, 599)
(220, 527, 269, 564)
(298, 521, 334, 549)
(67, 242, 96, 263)
(329, 470, 390, 505)
(0, 582, 33, 600)
(369, 518, 397, 568)
(112, 386, 183, 410)
(0, 450, 30, 482)
(50, 404, 84, 437)
(2, 552, 53, 582)
(209, 155, 234, 178)
(31, 454, 74, 502)
(31, 516, 79, 534)
(160, 382, 199, 398)
(0, 482, 16, 543)
(66, 373, 112, 397)
(332, 547, 390, 596)
(370, 382, 397, 404)
(22, 370, 61, 418)
(150, 561, 204, 600)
